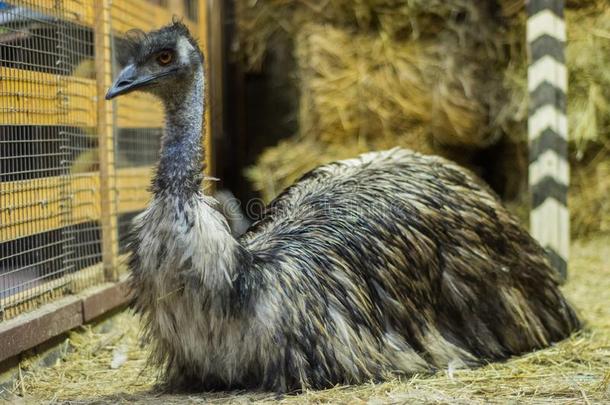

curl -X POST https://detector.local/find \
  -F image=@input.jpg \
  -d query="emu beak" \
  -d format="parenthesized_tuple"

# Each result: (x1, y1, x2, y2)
(105, 64, 153, 100)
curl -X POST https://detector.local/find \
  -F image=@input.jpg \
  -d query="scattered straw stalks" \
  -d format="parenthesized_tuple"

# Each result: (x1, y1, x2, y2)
(9, 234, 610, 404)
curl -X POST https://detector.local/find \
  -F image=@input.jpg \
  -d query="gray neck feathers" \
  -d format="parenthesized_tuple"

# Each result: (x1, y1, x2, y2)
(153, 66, 205, 198)
(150, 64, 253, 292)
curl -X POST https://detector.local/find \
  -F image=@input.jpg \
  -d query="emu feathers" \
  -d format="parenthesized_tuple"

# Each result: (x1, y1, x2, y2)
(108, 21, 581, 394)
(129, 148, 580, 392)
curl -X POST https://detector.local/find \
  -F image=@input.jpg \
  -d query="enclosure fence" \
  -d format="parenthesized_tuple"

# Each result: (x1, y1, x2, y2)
(0, 0, 209, 324)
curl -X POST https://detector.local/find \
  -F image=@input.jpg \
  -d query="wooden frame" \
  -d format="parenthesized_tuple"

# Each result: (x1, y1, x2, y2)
(0, 296, 83, 364)
(0, 1, 212, 242)
(200, 0, 214, 181)
(0, 274, 131, 363)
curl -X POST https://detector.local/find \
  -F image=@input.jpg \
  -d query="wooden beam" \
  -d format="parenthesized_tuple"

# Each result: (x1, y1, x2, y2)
(94, 0, 119, 281)
(111, 0, 198, 33)
(0, 273, 131, 363)
(0, 67, 95, 127)
(0, 67, 164, 128)
(115, 167, 155, 214)
(1, 174, 96, 243)
(0, 295, 83, 364)
(81, 278, 131, 322)
(0, 166, 154, 243)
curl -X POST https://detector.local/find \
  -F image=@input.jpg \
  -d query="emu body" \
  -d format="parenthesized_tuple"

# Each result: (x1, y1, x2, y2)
(107, 22, 580, 393)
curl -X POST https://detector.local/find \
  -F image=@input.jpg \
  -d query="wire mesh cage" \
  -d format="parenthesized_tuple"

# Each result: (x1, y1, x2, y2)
(0, 0, 208, 322)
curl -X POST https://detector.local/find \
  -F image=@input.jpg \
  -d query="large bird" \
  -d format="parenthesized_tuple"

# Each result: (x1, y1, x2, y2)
(106, 22, 580, 393)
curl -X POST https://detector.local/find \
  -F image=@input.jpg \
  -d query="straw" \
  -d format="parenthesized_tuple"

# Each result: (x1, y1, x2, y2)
(12, 234, 610, 404)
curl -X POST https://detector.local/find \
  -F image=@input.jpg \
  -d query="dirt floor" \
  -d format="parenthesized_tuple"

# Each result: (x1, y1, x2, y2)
(4, 234, 610, 404)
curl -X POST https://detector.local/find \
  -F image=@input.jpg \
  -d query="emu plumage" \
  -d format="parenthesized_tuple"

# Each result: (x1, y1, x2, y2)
(106, 22, 580, 393)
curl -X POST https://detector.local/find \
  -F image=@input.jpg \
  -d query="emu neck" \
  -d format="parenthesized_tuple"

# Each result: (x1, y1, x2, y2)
(153, 67, 205, 198)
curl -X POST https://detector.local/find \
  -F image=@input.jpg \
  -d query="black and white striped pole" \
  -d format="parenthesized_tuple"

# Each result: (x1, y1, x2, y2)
(527, 0, 569, 281)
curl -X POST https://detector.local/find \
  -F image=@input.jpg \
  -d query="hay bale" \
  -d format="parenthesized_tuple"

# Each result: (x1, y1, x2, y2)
(235, 0, 610, 152)
(566, 3, 610, 153)
(245, 138, 358, 202)
(571, 150, 610, 236)
(245, 132, 478, 203)
(235, 0, 521, 71)
(235, 0, 527, 163)
(565, 3, 610, 237)
(295, 23, 513, 148)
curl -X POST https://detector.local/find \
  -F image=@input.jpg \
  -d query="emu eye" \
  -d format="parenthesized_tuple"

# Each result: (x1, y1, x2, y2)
(156, 50, 173, 66)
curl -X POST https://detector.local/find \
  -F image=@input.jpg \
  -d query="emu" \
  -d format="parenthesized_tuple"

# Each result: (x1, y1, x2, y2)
(106, 22, 580, 393)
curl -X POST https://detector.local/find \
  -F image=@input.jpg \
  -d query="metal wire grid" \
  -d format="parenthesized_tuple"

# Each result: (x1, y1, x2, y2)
(110, 1, 164, 253)
(60, 17, 104, 292)
(114, 127, 161, 252)
(109, 0, 206, 253)
(0, 0, 201, 322)
(0, 2, 96, 320)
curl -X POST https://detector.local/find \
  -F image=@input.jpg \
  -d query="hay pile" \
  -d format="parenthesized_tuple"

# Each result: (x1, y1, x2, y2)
(571, 151, 610, 235)
(7, 233, 610, 404)
(236, 0, 523, 71)
(237, 0, 610, 236)
(565, 3, 610, 152)
(562, 2, 610, 234)
(294, 23, 507, 148)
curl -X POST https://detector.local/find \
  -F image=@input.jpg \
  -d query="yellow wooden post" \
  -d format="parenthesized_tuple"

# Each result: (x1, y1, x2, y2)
(199, 0, 214, 182)
(94, 0, 119, 281)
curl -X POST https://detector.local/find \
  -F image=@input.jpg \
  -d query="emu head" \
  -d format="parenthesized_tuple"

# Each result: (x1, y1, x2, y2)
(105, 20, 203, 102)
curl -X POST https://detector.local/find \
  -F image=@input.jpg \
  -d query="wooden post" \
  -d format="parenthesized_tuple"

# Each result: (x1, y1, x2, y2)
(94, 0, 119, 281)
(527, 0, 569, 281)
(207, 0, 224, 181)
(199, 0, 214, 182)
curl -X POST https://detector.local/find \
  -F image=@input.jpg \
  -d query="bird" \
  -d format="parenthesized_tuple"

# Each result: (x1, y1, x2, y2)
(105, 21, 580, 393)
